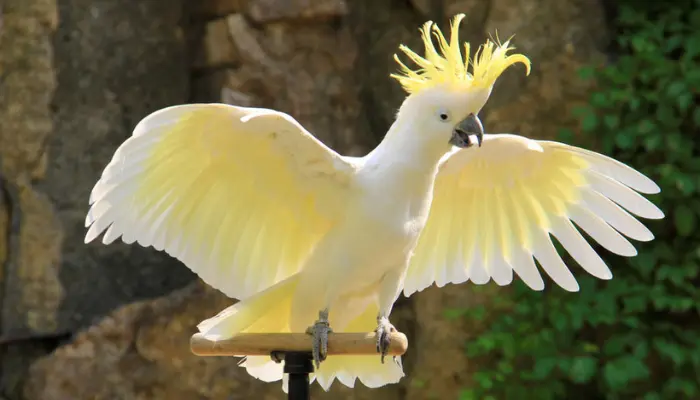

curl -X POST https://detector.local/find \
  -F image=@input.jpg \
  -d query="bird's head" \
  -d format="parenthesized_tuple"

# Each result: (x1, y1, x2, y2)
(391, 14, 531, 151)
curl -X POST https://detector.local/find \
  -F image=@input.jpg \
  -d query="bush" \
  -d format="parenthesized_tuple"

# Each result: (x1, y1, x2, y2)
(459, 1, 700, 399)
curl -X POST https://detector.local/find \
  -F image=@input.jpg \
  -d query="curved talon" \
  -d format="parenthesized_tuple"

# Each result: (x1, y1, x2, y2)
(305, 309, 332, 369)
(475, 130, 484, 147)
(375, 316, 396, 364)
(270, 351, 284, 364)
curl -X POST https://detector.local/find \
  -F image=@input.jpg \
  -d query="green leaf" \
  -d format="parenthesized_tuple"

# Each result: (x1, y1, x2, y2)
(474, 371, 494, 389)
(443, 308, 467, 320)
(643, 134, 662, 150)
(603, 355, 650, 389)
(633, 341, 649, 359)
(674, 204, 696, 237)
(582, 113, 598, 132)
(623, 295, 647, 313)
(459, 389, 477, 400)
(677, 93, 693, 111)
(532, 357, 558, 379)
(558, 128, 575, 143)
(675, 174, 696, 195)
(604, 114, 620, 129)
(693, 107, 700, 128)
(665, 80, 686, 97)
(638, 118, 656, 134)
(603, 335, 629, 356)
(653, 338, 687, 365)
(667, 377, 698, 397)
(615, 132, 635, 149)
(591, 92, 610, 108)
(410, 379, 426, 388)
(577, 66, 596, 81)
(568, 356, 598, 383)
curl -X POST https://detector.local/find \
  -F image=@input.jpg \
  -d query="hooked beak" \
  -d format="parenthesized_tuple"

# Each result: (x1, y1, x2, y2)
(449, 113, 484, 148)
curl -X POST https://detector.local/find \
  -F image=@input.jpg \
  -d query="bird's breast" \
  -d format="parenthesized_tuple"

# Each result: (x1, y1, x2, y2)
(354, 182, 434, 248)
(340, 160, 440, 269)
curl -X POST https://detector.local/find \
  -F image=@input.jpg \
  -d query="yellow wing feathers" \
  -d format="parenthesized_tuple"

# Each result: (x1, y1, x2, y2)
(85, 104, 354, 299)
(404, 134, 663, 295)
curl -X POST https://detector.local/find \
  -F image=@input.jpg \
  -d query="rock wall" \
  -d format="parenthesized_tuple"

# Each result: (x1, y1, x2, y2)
(0, 0, 607, 398)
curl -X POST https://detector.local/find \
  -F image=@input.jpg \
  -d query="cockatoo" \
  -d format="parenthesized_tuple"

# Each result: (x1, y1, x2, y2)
(84, 14, 663, 392)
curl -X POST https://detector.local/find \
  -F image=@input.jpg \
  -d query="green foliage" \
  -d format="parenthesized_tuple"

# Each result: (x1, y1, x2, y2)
(459, 1, 700, 399)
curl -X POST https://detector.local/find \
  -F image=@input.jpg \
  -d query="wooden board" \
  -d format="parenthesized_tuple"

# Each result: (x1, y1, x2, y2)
(190, 332, 409, 357)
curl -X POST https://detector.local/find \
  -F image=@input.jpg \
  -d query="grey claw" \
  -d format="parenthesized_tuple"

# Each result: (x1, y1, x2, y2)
(305, 310, 332, 369)
(375, 316, 396, 364)
(270, 351, 284, 364)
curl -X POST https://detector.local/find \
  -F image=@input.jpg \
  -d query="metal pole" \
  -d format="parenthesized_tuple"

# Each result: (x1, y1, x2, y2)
(283, 351, 313, 400)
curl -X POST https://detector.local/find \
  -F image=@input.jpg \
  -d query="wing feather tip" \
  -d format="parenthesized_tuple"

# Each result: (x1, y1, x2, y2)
(641, 179, 661, 195)
(84, 231, 100, 244)
(563, 282, 580, 292)
(649, 208, 665, 220)
(84, 222, 104, 243)
(525, 280, 545, 291)
(635, 231, 655, 242)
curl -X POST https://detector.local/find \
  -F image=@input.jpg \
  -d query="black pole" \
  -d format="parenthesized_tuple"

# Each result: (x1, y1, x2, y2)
(283, 351, 314, 400)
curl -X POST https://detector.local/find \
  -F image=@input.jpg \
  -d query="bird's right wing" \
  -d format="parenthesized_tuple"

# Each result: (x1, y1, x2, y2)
(85, 104, 356, 300)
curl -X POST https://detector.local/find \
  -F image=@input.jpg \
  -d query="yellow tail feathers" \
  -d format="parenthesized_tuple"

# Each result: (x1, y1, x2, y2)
(196, 274, 405, 391)
(197, 274, 298, 340)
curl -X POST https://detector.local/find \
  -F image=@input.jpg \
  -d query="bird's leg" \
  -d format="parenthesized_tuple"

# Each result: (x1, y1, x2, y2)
(305, 308, 332, 369)
(375, 267, 405, 364)
(375, 314, 397, 363)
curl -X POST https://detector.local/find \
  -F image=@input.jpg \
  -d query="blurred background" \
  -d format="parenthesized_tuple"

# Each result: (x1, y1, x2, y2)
(0, 0, 698, 399)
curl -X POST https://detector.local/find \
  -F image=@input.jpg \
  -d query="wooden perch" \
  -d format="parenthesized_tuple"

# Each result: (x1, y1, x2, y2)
(190, 331, 409, 357)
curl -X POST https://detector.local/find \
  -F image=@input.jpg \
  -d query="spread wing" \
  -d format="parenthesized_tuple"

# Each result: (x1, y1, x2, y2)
(85, 104, 355, 299)
(404, 134, 663, 295)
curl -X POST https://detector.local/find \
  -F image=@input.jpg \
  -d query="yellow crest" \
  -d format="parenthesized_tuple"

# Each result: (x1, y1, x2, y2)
(391, 14, 531, 95)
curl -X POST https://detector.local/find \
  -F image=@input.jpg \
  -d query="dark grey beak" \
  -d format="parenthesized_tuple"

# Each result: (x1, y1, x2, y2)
(449, 113, 484, 148)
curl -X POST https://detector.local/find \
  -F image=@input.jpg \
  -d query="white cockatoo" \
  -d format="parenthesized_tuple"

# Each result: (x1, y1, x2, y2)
(85, 14, 663, 392)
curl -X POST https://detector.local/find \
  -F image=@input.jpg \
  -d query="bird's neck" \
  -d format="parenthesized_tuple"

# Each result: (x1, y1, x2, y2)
(356, 117, 452, 228)
(363, 118, 453, 181)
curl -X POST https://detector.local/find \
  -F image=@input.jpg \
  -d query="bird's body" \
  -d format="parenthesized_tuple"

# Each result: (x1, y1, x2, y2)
(289, 116, 449, 331)
(85, 15, 664, 392)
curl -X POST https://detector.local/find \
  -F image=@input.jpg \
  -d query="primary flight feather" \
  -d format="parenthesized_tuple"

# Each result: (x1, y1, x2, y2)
(85, 14, 663, 392)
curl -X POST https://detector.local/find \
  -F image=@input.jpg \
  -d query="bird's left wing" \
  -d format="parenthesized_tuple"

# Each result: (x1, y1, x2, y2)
(85, 104, 356, 300)
(403, 134, 663, 296)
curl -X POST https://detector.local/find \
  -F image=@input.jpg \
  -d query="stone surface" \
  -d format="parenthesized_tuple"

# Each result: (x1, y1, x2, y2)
(193, 17, 240, 70)
(9, 0, 609, 399)
(41, 0, 195, 335)
(225, 12, 370, 153)
(247, 0, 348, 23)
(479, 0, 608, 139)
(0, 0, 62, 337)
(3, 178, 64, 336)
(408, 0, 441, 17)
(0, 0, 63, 396)
(0, 0, 58, 179)
(191, 0, 248, 19)
(24, 281, 411, 400)
(25, 282, 279, 400)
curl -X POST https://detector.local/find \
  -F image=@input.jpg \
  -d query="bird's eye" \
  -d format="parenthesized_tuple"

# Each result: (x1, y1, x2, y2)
(437, 110, 451, 122)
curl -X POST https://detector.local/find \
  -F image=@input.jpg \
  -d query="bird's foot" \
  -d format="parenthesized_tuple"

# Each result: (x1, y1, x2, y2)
(375, 315, 397, 364)
(270, 351, 284, 364)
(305, 309, 332, 369)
